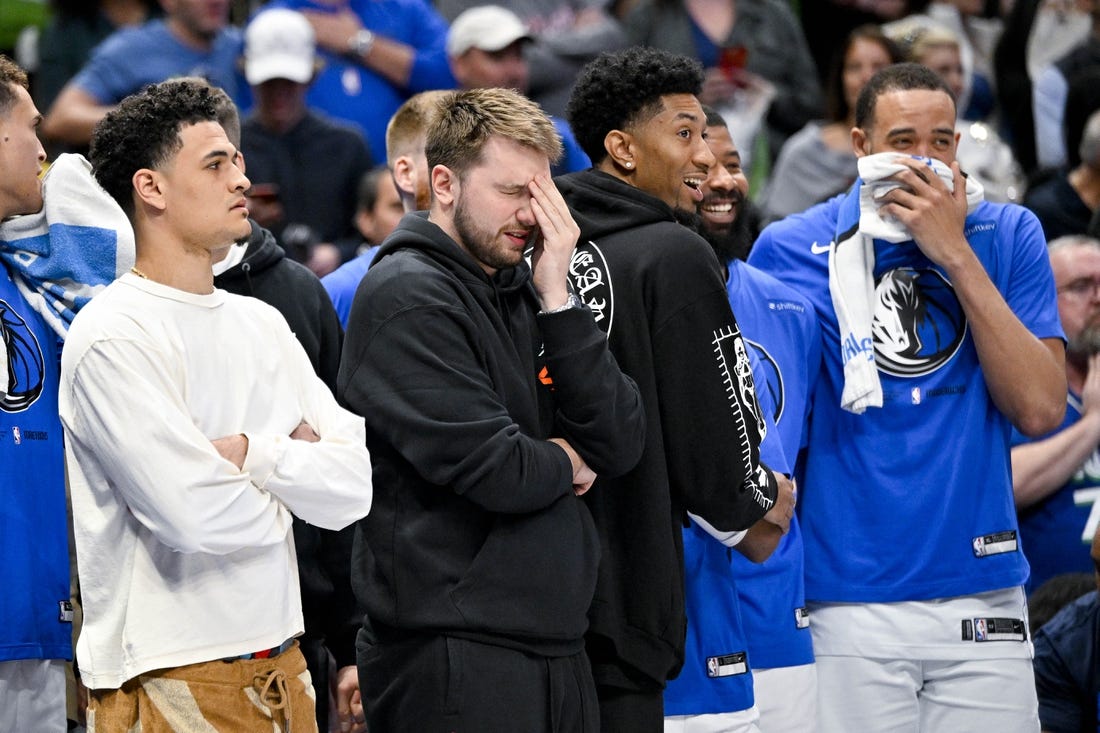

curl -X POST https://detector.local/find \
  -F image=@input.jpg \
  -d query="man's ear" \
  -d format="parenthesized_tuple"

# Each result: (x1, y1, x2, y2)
(132, 168, 167, 212)
(431, 164, 456, 207)
(851, 126, 869, 158)
(391, 155, 416, 197)
(604, 129, 635, 173)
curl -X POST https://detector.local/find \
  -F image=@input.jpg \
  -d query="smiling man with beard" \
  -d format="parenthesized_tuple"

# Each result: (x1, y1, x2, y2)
(685, 107, 823, 733)
(557, 47, 789, 733)
(1012, 234, 1100, 593)
(337, 87, 645, 733)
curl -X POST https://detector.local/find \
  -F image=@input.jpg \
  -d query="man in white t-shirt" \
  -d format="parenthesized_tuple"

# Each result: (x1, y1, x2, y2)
(60, 78, 373, 732)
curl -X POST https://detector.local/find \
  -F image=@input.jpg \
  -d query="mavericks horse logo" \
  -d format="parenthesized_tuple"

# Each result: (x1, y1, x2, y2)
(1, 298, 45, 413)
(871, 268, 966, 377)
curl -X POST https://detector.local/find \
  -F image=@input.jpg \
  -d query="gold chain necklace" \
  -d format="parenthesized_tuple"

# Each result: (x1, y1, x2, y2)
(130, 266, 148, 279)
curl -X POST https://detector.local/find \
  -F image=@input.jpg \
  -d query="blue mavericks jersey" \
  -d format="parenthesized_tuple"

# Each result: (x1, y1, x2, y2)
(665, 521, 754, 716)
(666, 355, 782, 716)
(0, 271, 71, 662)
(726, 260, 822, 466)
(749, 193, 1064, 603)
(726, 260, 818, 669)
(1012, 393, 1099, 593)
(322, 245, 379, 329)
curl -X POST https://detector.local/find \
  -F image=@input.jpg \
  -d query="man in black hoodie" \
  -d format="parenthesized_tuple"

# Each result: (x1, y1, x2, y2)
(557, 47, 793, 732)
(337, 87, 646, 732)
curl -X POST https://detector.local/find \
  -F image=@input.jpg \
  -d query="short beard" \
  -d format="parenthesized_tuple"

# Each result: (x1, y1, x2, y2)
(453, 189, 521, 271)
(1068, 323, 1100, 366)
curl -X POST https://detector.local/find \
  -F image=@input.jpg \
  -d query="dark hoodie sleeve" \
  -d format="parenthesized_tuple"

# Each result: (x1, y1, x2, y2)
(650, 238, 778, 532)
(340, 274, 574, 515)
(537, 306, 645, 478)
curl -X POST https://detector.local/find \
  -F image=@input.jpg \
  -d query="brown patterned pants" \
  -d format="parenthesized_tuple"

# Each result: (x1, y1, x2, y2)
(86, 642, 318, 733)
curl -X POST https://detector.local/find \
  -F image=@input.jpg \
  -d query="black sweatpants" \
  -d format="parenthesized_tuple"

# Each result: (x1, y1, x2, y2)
(358, 632, 598, 733)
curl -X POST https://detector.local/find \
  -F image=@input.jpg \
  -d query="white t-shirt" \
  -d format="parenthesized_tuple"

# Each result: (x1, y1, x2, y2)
(60, 274, 372, 689)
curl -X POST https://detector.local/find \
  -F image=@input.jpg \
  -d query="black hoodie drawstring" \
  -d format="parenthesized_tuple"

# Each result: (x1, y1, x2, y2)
(240, 261, 256, 297)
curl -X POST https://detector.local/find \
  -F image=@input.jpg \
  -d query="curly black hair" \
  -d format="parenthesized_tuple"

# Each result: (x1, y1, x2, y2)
(89, 80, 223, 219)
(566, 47, 704, 165)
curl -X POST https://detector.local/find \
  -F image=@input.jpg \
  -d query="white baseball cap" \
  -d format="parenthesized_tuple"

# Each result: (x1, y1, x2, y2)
(244, 9, 316, 86)
(447, 5, 532, 58)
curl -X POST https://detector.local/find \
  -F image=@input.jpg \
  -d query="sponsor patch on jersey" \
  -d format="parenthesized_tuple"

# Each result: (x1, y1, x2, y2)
(794, 606, 810, 630)
(58, 600, 74, 623)
(706, 652, 748, 678)
(971, 530, 1018, 558)
(961, 617, 1026, 642)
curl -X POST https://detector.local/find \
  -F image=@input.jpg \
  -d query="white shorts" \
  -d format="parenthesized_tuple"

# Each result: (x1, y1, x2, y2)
(0, 658, 68, 733)
(815, 655, 1039, 733)
(664, 706, 761, 733)
(752, 664, 817, 733)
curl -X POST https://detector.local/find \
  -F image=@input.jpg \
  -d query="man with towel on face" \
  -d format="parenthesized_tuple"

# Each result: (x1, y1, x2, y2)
(749, 62, 1067, 733)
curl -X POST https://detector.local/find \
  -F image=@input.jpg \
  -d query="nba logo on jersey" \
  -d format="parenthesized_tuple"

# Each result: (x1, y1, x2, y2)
(706, 653, 748, 678)
(11, 426, 20, 445)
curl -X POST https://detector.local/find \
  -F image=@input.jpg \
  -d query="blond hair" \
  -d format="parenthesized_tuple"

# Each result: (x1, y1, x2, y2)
(425, 88, 561, 176)
(385, 89, 450, 162)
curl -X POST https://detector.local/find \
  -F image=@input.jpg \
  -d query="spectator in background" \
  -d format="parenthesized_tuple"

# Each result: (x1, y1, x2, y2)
(34, 0, 159, 127)
(446, 5, 591, 177)
(41, 0, 250, 148)
(352, 165, 404, 255)
(1012, 235, 1100, 594)
(433, 0, 627, 117)
(993, 0, 1093, 178)
(321, 91, 446, 328)
(1025, 109, 1100, 241)
(383, 89, 447, 212)
(323, 165, 404, 328)
(799, 0, 918, 88)
(1033, 1, 1100, 172)
(1029, 571, 1094, 632)
(263, 0, 455, 163)
(760, 25, 902, 223)
(1063, 63, 1100, 173)
(239, 8, 372, 277)
(623, 0, 822, 166)
(1032, 524, 1100, 733)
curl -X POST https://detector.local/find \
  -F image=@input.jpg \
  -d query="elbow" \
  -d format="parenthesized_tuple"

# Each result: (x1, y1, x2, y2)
(302, 495, 373, 531)
(155, 517, 216, 555)
(1014, 396, 1066, 439)
(595, 424, 646, 478)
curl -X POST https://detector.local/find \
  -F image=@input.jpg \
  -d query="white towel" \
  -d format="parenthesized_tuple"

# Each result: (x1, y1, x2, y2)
(829, 153, 984, 413)
(0, 154, 133, 400)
